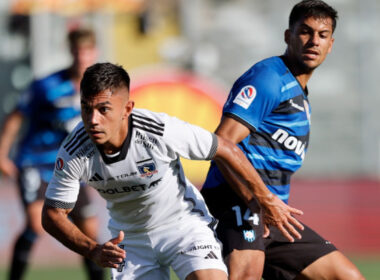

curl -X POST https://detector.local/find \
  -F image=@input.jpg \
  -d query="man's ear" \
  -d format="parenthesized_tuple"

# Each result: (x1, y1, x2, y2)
(284, 29, 290, 45)
(125, 100, 134, 117)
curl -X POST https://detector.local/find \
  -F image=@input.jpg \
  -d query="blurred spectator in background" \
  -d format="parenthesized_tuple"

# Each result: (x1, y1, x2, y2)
(0, 27, 104, 280)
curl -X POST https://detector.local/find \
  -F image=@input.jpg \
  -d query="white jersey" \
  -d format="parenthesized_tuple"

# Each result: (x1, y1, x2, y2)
(45, 108, 218, 233)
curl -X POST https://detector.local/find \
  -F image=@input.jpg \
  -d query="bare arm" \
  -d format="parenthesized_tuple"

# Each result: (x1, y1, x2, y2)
(212, 116, 304, 241)
(42, 204, 126, 268)
(0, 110, 24, 177)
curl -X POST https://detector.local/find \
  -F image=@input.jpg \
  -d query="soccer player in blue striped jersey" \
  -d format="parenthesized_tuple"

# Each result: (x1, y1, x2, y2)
(0, 28, 104, 280)
(201, 1, 364, 279)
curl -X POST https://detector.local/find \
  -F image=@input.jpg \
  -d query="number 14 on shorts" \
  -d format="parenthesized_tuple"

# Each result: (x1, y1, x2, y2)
(232, 205, 260, 227)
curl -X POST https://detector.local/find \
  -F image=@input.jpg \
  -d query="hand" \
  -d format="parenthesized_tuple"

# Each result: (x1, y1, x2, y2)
(259, 195, 304, 242)
(89, 231, 126, 268)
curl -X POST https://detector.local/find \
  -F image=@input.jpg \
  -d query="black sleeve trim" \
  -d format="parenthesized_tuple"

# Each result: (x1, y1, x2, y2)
(207, 133, 218, 160)
(45, 198, 75, 209)
(224, 112, 257, 133)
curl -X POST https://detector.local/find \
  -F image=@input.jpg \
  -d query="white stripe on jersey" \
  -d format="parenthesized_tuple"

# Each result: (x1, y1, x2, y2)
(45, 108, 218, 233)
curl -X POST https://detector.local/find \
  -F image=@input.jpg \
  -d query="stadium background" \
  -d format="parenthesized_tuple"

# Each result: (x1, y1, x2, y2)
(0, 0, 379, 279)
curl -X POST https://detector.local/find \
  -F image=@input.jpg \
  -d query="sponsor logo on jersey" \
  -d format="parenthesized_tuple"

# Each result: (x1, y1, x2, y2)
(74, 142, 95, 159)
(271, 128, 306, 160)
(96, 178, 162, 195)
(108, 172, 138, 181)
(204, 251, 219, 259)
(55, 157, 65, 171)
(135, 130, 158, 149)
(243, 229, 256, 242)
(233, 85, 256, 109)
(138, 162, 158, 178)
(180, 244, 220, 255)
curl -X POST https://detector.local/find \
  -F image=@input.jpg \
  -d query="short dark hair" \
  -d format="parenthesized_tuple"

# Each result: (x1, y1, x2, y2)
(289, 0, 338, 32)
(80, 63, 131, 98)
(68, 28, 96, 49)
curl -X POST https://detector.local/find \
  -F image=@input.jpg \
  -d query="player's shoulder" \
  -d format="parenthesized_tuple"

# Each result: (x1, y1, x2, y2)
(244, 56, 287, 82)
(232, 56, 287, 99)
(131, 108, 167, 137)
(60, 122, 93, 158)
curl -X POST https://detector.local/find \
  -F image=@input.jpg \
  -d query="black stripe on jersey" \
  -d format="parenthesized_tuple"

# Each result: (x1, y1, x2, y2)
(136, 158, 153, 164)
(224, 113, 257, 133)
(132, 113, 165, 127)
(45, 198, 75, 209)
(249, 131, 309, 150)
(64, 127, 86, 149)
(256, 168, 292, 186)
(273, 94, 306, 115)
(208, 217, 218, 231)
(67, 134, 90, 156)
(133, 124, 164, 136)
(89, 173, 103, 181)
(131, 113, 165, 136)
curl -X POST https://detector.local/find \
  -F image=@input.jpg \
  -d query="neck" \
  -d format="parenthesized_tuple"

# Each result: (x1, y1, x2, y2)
(281, 53, 313, 90)
(102, 118, 130, 155)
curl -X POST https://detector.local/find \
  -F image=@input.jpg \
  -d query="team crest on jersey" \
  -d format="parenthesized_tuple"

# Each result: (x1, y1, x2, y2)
(138, 162, 158, 178)
(233, 85, 256, 109)
(243, 229, 256, 243)
(55, 157, 65, 171)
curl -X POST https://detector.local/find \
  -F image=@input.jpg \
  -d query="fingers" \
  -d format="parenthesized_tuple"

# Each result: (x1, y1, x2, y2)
(277, 223, 295, 243)
(92, 232, 126, 268)
(288, 206, 304, 216)
(264, 206, 304, 242)
(110, 231, 124, 245)
(96, 243, 126, 268)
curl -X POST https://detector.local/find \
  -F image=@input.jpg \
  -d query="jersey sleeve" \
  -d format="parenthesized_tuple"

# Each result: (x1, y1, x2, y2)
(44, 137, 83, 209)
(163, 114, 218, 161)
(223, 65, 281, 132)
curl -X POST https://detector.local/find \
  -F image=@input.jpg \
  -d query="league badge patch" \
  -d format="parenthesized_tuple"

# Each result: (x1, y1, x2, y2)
(243, 229, 256, 243)
(233, 85, 256, 109)
(138, 162, 158, 178)
(55, 157, 65, 171)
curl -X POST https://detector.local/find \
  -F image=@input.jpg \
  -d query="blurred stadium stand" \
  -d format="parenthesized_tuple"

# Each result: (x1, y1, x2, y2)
(1, 0, 380, 267)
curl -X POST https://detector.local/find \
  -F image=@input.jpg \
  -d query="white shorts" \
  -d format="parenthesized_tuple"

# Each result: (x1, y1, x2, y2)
(109, 217, 227, 280)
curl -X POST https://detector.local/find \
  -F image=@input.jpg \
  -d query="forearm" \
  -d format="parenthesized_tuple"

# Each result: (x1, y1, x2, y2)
(214, 136, 274, 207)
(41, 204, 98, 259)
(0, 110, 23, 156)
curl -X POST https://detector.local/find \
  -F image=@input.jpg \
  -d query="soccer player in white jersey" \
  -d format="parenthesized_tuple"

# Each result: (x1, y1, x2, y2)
(42, 62, 303, 280)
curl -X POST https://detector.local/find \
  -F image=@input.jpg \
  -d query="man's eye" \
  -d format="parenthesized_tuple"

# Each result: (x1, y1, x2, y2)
(99, 107, 109, 113)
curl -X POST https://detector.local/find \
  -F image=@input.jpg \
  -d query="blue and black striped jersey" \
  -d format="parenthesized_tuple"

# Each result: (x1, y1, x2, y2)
(15, 69, 81, 182)
(203, 56, 311, 203)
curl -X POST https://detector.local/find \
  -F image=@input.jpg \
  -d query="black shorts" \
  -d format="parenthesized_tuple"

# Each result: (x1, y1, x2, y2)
(18, 166, 96, 219)
(201, 184, 337, 280)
